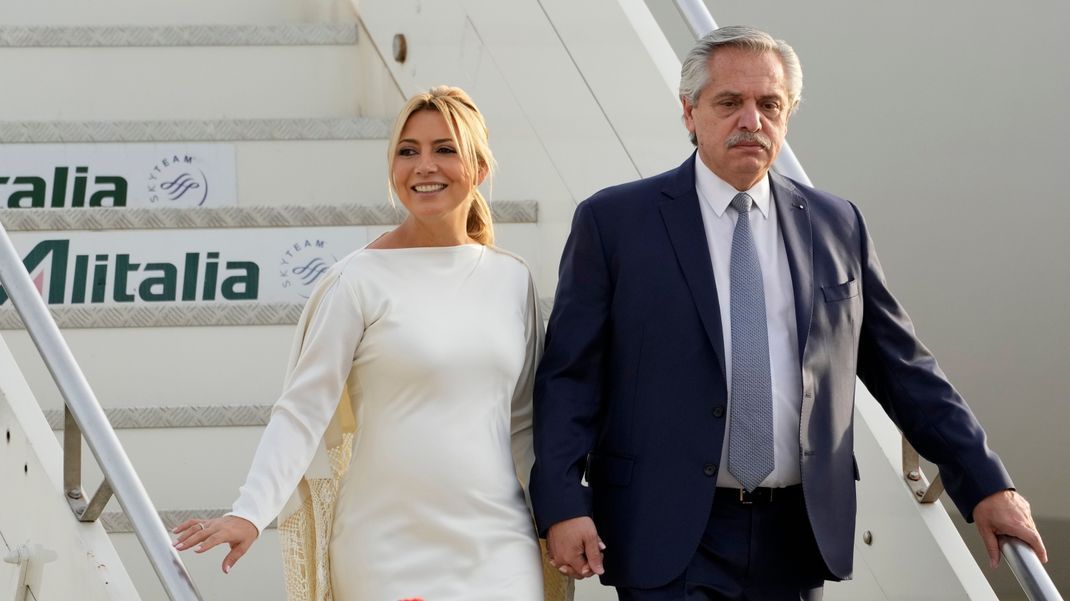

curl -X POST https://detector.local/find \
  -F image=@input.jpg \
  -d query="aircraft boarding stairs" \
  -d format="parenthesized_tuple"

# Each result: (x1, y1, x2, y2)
(0, 0, 1059, 599)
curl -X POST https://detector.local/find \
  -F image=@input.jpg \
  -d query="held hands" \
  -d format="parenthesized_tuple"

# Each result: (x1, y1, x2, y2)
(172, 515, 259, 574)
(973, 489, 1047, 568)
(546, 516, 606, 579)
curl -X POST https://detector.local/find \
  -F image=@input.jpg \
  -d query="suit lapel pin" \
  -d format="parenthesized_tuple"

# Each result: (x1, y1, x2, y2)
(792, 202, 806, 210)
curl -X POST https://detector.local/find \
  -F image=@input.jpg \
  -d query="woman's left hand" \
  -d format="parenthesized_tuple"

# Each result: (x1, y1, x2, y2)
(172, 515, 259, 574)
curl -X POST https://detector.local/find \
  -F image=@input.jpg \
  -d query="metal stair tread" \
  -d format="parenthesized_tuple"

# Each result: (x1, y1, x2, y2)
(0, 117, 392, 143)
(0, 24, 358, 47)
(1, 298, 555, 330)
(101, 509, 276, 533)
(44, 404, 272, 430)
(0, 201, 537, 230)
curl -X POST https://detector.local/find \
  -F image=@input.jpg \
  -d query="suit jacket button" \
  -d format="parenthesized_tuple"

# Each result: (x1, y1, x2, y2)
(703, 464, 717, 477)
(712, 406, 725, 418)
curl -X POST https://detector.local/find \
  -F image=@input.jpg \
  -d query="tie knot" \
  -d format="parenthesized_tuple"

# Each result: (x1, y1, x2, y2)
(731, 193, 753, 214)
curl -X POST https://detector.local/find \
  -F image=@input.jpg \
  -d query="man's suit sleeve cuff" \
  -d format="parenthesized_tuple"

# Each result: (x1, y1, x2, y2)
(950, 465, 1014, 523)
(533, 489, 593, 538)
(535, 508, 593, 539)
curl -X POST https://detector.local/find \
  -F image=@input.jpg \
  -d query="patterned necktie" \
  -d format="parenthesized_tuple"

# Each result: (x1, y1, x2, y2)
(727, 192, 775, 491)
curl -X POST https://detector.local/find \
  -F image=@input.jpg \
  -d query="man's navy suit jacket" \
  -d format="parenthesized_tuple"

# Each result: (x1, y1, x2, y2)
(529, 155, 1013, 589)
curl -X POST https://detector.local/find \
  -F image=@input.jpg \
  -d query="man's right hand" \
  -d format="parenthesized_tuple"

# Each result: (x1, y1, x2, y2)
(546, 516, 605, 579)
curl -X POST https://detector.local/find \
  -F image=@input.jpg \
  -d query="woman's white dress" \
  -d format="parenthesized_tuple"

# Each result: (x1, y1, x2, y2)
(229, 244, 544, 600)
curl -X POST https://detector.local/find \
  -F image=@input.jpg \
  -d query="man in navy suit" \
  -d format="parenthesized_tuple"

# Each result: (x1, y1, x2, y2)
(529, 26, 1046, 600)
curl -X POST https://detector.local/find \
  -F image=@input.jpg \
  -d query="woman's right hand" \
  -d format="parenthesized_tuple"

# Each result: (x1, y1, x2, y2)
(173, 515, 259, 574)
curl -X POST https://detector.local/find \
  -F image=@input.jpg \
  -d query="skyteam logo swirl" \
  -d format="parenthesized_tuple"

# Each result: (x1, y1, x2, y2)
(147, 154, 210, 207)
(160, 172, 204, 202)
(280, 238, 336, 299)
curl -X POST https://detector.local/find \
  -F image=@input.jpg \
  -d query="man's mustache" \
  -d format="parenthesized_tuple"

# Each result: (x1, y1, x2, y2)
(725, 131, 772, 150)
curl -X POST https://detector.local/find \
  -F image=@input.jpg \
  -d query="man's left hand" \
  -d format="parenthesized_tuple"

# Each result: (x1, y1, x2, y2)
(973, 489, 1047, 568)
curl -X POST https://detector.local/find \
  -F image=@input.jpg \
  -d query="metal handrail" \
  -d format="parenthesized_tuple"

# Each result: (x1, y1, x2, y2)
(1003, 536, 1064, 601)
(0, 222, 203, 600)
(668, 2, 1061, 599)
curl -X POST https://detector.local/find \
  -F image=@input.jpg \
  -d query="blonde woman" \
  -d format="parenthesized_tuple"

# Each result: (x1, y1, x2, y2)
(174, 87, 557, 600)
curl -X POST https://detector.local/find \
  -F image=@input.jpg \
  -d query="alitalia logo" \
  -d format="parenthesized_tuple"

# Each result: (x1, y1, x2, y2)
(0, 239, 259, 305)
(0, 167, 127, 207)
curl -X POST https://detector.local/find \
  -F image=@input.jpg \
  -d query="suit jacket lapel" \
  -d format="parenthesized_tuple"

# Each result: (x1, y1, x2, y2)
(659, 154, 727, 381)
(771, 171, 814, 358)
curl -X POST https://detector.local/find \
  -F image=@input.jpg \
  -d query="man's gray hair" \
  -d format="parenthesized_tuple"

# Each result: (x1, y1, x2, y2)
(679, 25, 803, 118)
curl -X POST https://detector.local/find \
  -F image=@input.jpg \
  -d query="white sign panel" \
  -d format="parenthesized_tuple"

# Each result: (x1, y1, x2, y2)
(0, 144, 237, 208)
(0, 229, 375, 307)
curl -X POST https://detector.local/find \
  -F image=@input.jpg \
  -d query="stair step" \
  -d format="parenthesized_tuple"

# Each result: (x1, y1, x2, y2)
(0, 302, 300, 330)
(0, 137, 393, 208)
(44, 405, 271, 430)
(0, 0, 319, 28)
(0, 46, 365, 121)
(0, 24, 357, 47)
(0, 117, 391, 143)
(0, 217, 545, 331)
(0, 296, 555, 329)
(100, 508, 275, 534)
(0, 200, 537, 230)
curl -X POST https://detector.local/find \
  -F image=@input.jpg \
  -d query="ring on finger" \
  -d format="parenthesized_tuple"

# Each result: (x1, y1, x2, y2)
(198, 522, 207, 531)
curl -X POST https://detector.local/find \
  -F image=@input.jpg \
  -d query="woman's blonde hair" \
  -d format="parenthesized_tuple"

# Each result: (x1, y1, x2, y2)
(387, 86, 496, 245)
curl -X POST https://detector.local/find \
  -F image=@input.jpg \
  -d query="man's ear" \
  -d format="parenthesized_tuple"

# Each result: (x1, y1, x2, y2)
(681, 95, 697, 138)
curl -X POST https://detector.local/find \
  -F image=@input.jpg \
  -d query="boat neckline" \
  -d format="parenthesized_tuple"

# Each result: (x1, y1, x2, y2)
(360, 243, 485, 252)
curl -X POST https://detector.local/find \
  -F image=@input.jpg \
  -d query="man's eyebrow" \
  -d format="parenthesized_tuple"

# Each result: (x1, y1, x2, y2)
(710, 91, 741, 100)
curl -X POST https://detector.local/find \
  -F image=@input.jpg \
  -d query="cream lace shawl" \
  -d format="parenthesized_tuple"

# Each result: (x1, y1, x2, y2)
(275, 258, 573, 601)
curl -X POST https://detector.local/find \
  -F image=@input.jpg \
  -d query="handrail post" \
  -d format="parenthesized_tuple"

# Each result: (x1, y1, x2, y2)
(63, 406, 117, 521)
(63, 406, 89, 515)
(0, 221, 203, 601)
(901, 438, 944, 503)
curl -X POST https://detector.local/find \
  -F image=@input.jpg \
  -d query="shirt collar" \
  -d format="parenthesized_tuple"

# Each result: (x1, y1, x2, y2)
(694, 155, 771, 219)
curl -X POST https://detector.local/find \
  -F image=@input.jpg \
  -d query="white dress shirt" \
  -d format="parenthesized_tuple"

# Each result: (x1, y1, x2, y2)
(694, 158, 803, 488)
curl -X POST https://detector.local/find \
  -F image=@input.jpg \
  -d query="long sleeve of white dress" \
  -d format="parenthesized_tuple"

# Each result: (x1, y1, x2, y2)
(510, 274, 543, 498)
(228, 268, 364, 534)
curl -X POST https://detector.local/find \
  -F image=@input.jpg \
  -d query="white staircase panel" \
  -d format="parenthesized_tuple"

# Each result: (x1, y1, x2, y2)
(537, 0, 694, 177)
(0, 335, 140, 600)
(0, 46, 363, 121)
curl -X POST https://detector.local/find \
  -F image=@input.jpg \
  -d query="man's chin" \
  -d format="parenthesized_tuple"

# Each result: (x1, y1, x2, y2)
(722, 165, 771, 190)
(730, 160, 770, 176)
